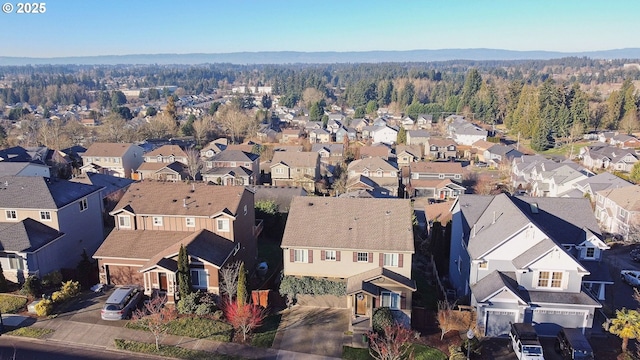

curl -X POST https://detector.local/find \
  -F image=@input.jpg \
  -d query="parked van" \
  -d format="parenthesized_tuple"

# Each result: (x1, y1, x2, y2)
(509, 323, 545, 360)
(555, 328, 594, 360)
(100, 285, 143, 320)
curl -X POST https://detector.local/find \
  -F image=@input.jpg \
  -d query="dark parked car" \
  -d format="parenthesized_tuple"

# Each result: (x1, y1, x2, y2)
(555, 328, 594, 359)
(100, 285, 143, 320)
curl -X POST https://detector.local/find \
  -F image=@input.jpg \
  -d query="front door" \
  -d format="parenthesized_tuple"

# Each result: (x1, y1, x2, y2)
(355, 294, 367, 315)
(159, 273, 168, 291)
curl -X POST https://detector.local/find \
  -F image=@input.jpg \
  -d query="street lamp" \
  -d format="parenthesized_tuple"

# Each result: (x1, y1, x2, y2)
(466, 328, 474, 360)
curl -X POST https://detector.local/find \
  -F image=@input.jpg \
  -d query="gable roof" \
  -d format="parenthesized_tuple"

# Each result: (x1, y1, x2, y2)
(281, 197, 414, 252)
(0, 176, 103, 209)
(359, 145, 391, 159)
(0, 218, 63, 252)
(348, 157, 398, 173)
(110, 181, 248, 217)
(471, 271, 526, 304)
(271, 152, 318, 168)
(84, 142, 140, 157)
(596, 185, 640, 212)
(409, 161, 463, 174)
(69, 172, 135, 196)
(145, 145, 188, 158)
(346, 267, 417, 295)
(208, 149, 259, 162)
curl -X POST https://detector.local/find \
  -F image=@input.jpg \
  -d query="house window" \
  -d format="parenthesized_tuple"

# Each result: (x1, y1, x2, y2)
(438, 174, 445, 179)
(376, 170, 383, 177)
(153, 217, 163, 226)
(585, 247, 596, 259)
(5, 210, 17, 220)
(274, 168, 284, 174)
(619, 208, 629, 219)
(79, 198, 88, 212)
(190, 269, 207, 288)
(380, 291, 400, 310)
(478, 261, 488, 269)
(325, 250, 336, 261)
(537, 271, 563, 288)
(186, 217, 196, 228)
(294, 249, 308, 263)
(118, 215, 131, 228)
(157, 155, 162, 162)
(383, 253, 398, 267)
(7, 254, 24, 270)
(229, 162, 236, 167)
(217, 218, 230, 232)
(114, 158, 120, 163)
(357, 252, 368, 262)
(40, 211, 52, 221)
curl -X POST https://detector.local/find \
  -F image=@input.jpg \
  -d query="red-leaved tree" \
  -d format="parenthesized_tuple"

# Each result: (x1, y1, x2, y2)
(132, 295, 176, 350)
(367, 322, 415, 360)
(222, 300, 265, 342)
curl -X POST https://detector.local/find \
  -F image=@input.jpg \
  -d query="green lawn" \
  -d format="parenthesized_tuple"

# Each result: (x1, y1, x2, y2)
(343, 344, 446, 360)
(127, 316, 234, 342)
(0, 294, 27, 314)
(114, 339, 240, 360)
(6, 327, 54, 339)
(541, 141, 589, 157)
(251, 312, 282, 348)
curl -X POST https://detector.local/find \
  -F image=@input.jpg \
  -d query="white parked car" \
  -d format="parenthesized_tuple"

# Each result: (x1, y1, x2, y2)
(620, 270, 640, 287)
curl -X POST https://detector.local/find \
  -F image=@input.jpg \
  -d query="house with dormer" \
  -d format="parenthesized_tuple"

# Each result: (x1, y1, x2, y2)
(93, 182, 260, 303)
(270, 152, 320, 193)
(425, 138, 457, 160)
(347, 157, 399, 197)
(0, 176, 104, 283)
(202, 149, 260, 186)
(143, 145, 189, 165)
(81, 142, 144, 178)
(450, 194, 610, 337)
(281, 197, 416, 331)
(595, 185, 640, 240)
(580, 144, 639, 172)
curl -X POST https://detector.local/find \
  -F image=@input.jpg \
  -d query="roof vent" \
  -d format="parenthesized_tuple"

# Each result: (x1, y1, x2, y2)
(385, 211, 391, 215)
(308, 202, 314, 206)
(172, 199, 177, 202)
(530, 203, 539, 214)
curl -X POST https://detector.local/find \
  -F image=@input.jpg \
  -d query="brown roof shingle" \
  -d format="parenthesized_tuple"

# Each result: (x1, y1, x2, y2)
(145, 145, 188, 158)
(281, 197, 414, 252)
(271, 152, 318, 168)
(410, 161, 463, 174)
(84, 142, 138, 157)
(111, 181, 247, 216)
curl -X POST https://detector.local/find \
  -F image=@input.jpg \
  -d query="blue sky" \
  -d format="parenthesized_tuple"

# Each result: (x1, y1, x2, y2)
(1, 0, 638, 57)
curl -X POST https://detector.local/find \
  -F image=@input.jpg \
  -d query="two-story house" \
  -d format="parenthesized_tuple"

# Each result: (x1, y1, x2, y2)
(312, 144, 344, 166)
(425, 138, 457, 160)
(93, 182, 260, 303)
(309, 128, 331, 144)
(372, 125, 399, 145)
(281, 128, 304, 143)
(406, 130, 430, 147)
(270, 152, 320, 193)
(580, 144, 639, 172)
(347, 157, 399, 197)
(394, 145, 422, 168)
(447, 117, 488, 146)
(595, 185, 640, 239)
(281, 197, 416, 330)
(0, 176, 104, 283)
(80, 142, 144, 178)
(202, 150, 260, 186)
(450, 194, 610, 337)
(406, 162, 465, 200)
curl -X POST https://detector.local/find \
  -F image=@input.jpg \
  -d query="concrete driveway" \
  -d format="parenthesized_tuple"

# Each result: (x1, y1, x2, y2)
(55, 288, 129, 327)
(272, 306, 349, 358)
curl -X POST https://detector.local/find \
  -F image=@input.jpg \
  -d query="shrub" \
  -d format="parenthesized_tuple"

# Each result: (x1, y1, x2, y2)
(41, 271, 63, 288)
(21, 275, 42, 297)
(35, 299, 53, 317)
(60, 280, 81, 298)
(51, 291, 67, 303)
(372, 307, 394, 334)
(278, 276, 346, 299)
(177, 291, 217, 315)
(177, 292, 199, 314)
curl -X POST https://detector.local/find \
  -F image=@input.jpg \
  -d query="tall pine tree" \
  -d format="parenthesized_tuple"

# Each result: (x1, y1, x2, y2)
(177, 245, 191, 299)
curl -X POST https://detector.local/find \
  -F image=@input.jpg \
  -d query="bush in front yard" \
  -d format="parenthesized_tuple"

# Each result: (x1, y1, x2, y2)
(177, 291, 217, 316)
(21, 276, 41, 297)
(35, 299, 53, 317)
(60, 280, 80, 298)
(372, 307, 394, 334)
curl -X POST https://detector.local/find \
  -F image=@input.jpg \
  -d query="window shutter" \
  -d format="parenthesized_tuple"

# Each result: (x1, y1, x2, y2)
(290, 249, 294, 263)
(321, 250, 326, 261)
(400, 291, 407, 309)
(368, 252, 373, 263)
(399, 254, 404, 268)
(308, 250, 313, 263)
(353, 252, 357, 262)
(379, 253, 384, 267)
(336, 251, 341, 262)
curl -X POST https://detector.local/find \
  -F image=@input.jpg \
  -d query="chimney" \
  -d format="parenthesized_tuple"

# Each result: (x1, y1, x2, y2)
(492, 211, 496, 224)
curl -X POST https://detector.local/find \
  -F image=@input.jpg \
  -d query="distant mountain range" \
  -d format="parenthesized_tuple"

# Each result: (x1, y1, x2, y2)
(2, 48, 640, 65)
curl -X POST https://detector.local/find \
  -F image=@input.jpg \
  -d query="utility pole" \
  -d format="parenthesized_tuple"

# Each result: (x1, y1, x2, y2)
(516, 132, 520, 151)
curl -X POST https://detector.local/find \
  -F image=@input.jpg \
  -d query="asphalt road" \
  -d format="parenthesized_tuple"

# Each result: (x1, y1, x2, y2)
(0, 337, 157, 360)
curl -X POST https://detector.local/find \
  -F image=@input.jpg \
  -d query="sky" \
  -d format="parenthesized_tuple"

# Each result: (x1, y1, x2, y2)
(1, 0, 639, 58)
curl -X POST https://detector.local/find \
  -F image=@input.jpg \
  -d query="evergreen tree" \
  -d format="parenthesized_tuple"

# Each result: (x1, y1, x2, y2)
(0, 262, 7, 292)
(237, 262, 247, 306)
(397, 127, 407, 145)
(177, 245, 191, 299)
(166, 96, 177, 120)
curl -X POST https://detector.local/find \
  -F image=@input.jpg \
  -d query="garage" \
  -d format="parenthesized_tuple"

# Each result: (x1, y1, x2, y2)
(532, 309, 587, 336)
(105, 264, 143, 286)
(485, 310, 518, 337)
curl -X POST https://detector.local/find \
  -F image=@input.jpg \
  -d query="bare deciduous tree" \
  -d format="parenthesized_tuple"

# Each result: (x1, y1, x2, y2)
(192, 116, 212, 146)
(214, 104, 252, 144)
(302, 88, 324, 108)
(185, 147, 203, 180)
(99, 113, 127, 142)
(367, 322, 415, 360)
(132, 295, 176, 350)
(219, 261, 241, 301)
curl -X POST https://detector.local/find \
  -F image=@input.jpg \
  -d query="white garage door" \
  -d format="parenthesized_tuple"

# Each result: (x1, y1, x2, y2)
(485, 310, 517, 337)
(532, 309, 586, 336)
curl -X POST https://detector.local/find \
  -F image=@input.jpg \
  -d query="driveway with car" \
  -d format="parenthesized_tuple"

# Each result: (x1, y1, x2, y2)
(272, 306, 349, 358)
(56, 288, 129, 327)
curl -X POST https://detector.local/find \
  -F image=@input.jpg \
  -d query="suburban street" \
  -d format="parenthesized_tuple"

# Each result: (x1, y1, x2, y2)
(0, 337, 157, 360)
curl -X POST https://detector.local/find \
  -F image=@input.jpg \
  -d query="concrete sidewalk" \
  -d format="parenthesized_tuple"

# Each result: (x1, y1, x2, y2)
(28, 316, 339, 359)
